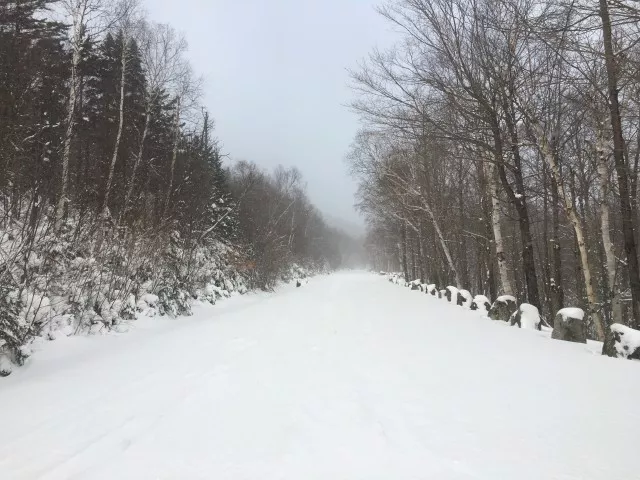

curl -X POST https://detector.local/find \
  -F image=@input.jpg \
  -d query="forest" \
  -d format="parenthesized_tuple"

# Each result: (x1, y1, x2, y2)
(0, 0, 359, 373)
(350, 0, 640, 339)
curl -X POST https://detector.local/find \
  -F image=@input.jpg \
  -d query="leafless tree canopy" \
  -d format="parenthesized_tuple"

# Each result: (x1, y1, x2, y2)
(349, 0, 640, 338)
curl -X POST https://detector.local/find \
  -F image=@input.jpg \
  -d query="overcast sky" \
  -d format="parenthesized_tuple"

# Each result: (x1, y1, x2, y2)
(146, 0, 397, 231)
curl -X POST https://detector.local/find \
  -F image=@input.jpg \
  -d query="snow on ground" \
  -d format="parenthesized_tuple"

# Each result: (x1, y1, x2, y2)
(1, 272, 638, 479)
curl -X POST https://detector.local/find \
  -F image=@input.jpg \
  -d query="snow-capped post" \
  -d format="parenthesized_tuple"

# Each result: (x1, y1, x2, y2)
(509, 304, 541, 330)
(551, 308, 587, 344)
(470, 295, 491, 313)
(457, 289, 472, 308)
(488, 295, 517, 322)
(602, 324, 640, 360)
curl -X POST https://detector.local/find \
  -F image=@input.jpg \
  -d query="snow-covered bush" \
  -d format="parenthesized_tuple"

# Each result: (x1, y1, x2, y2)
(0, 203, 253, 374)
(509, 303, 541, 330)
(602, 324, 640, 359)
(552, 308, 587, 344)
(488, 295, 517, 322)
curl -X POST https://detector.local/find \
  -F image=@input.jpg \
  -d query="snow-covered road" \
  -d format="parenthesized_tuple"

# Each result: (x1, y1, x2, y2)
(1, 272, 638, 479)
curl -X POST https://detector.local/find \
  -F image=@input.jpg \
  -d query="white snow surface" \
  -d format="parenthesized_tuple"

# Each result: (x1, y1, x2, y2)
(496, 294, 516, 303)
(558, 307, 585, 321)
(0, 272, 638, 479)
(458, 289, 472, 308)
(516, 303, 541, 330)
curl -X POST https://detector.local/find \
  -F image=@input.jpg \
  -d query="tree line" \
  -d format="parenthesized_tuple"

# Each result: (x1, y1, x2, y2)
(349, 0, 640, 338)
(0, 0, 354, 371)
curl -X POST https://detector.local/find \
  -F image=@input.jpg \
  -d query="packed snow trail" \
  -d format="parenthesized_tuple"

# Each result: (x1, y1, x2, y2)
(1, 272, 638, 479)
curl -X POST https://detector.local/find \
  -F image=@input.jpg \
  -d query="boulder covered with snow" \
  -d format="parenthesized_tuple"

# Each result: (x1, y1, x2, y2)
(488, 295, 517, 322)
(409, 279, 422, 291)
(470, 295, 491, 313)
(457, 289, 472, 308)
(602, 323, 640, 360)
(510, 303, 541, 330)
(551, 308, 587, 344)
(445, 286, 459, 304)
(426, 284, 438, 296)
(439, 289, 447, 299)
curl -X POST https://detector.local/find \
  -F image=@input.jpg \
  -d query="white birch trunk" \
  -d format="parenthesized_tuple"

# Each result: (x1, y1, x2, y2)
(534, 123, 605, 340)
(163, 95, 181, 219)
(487, 161, 513, 296)
(102, 34, 129, 219)
(597, 130, 622, 325)
(56, 10, 84, 230)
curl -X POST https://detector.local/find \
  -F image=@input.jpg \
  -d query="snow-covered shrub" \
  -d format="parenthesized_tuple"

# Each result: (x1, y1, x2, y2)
(470, 295, 491, 313)
(509, 303, 541, 330)
(457, 289, 472, 308)
(0, 285, 26, 372)
(552, 308, 587, 344)
(602, 323, 640, 359)
(157, 286, 192, 318)
(409, 279, 421, 291)
(488, 295, 517, 322)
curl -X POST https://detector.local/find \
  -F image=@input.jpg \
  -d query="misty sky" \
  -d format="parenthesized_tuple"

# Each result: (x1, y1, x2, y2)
(146, 0, 397, 230)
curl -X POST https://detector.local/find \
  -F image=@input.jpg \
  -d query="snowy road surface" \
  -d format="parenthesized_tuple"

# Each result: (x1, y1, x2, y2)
(1, 272, 639, 479)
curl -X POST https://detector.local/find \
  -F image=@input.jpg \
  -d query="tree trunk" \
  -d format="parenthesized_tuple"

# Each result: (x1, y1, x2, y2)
(102, 36, 129, 219)
(502, 105, 541, 307)
(163, 95, 181, 219)
(488, 160, 513, 296)
(597, 133, 622, 325)
(56, 39, 82, 229)
(550, 175, 564, 317)
(598, 0, 640, 328)
(420, 197, 461, 287)
(121, 104, 151, 223)
(536, 126, 605, 340)
(401, 221, 409, 282)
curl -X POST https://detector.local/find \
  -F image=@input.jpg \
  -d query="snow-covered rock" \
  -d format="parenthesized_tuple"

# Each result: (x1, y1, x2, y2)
(445, 286, 459, 304)
(602, 323, 640, 360)
(551, 308, 587, 344)
(457, 289, 472, 308)
(510, 303, 541, 330)
(470, 295, 491, 313)
(488, 295, 517, 322)
(426, 284, 438, 296)
(410, 279, 422, 291)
